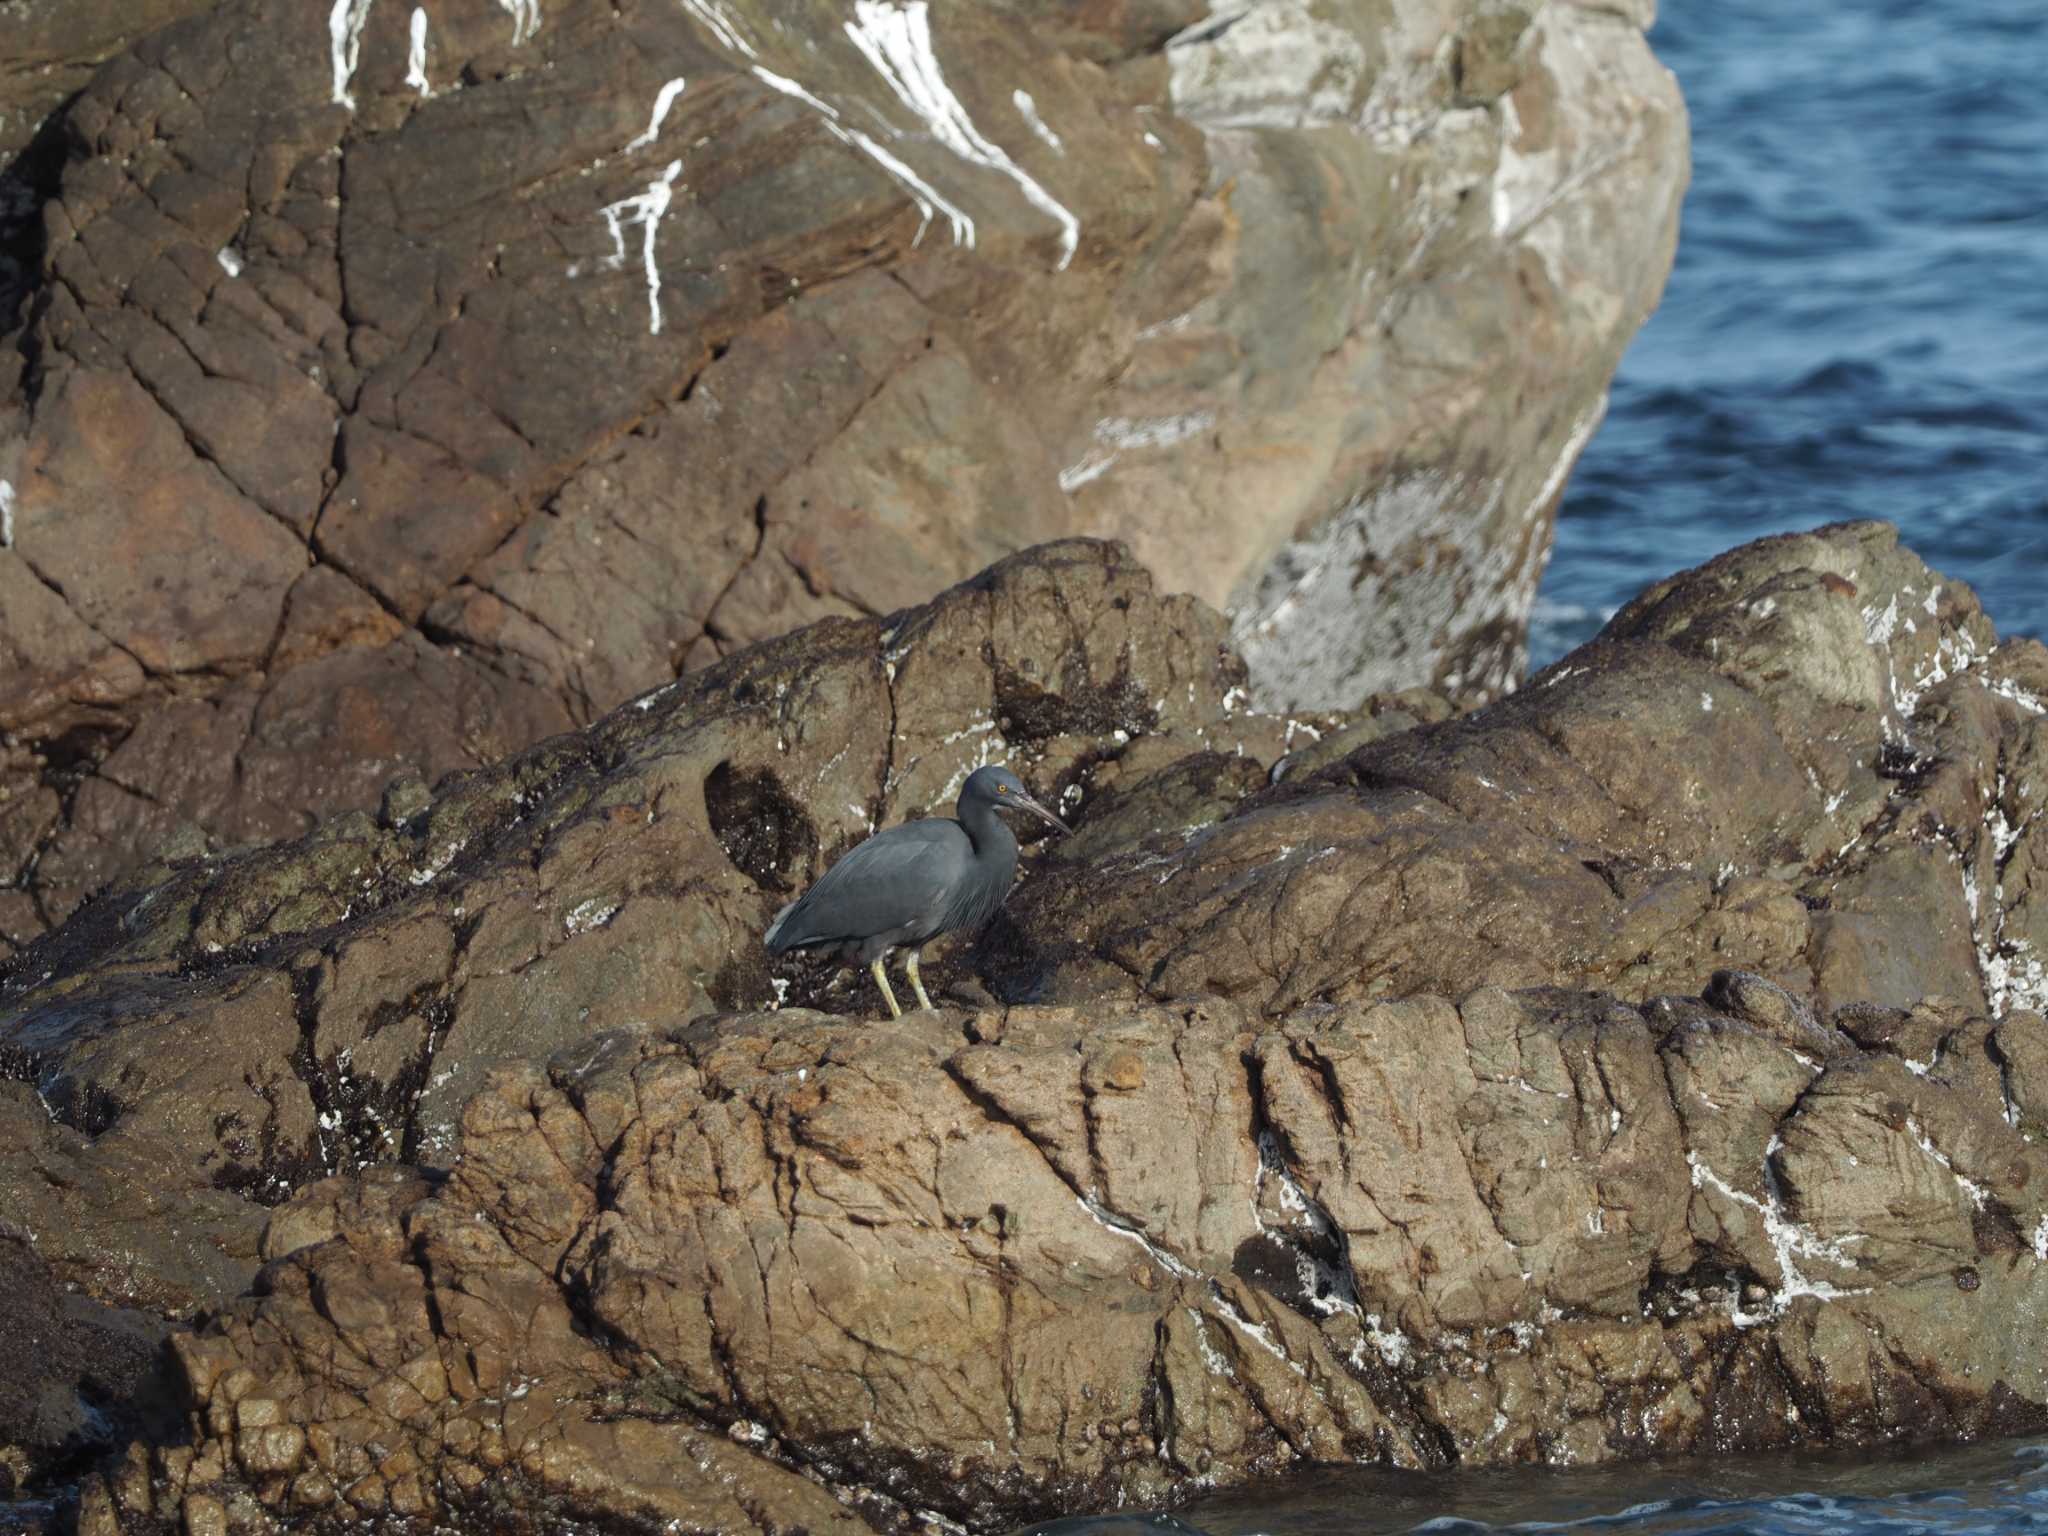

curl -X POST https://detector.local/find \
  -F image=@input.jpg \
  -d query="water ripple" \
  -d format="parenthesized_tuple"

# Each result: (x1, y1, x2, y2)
(1536, 0, 2048, 666)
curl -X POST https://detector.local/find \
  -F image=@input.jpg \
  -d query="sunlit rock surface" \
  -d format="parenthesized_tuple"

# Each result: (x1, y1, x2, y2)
(0, 0, 1686, 949)
(6, 524, 2048, 1528)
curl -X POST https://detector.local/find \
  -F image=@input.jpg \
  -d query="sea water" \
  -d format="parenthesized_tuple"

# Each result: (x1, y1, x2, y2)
(1532, 0, 2048, 666)
(1016, 1436, 2048, 1536)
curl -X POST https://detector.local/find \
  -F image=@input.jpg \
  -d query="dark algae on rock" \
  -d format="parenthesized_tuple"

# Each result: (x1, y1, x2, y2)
(3, 522, 2048, 1532)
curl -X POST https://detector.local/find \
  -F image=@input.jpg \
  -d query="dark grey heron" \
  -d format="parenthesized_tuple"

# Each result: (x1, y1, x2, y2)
(763, 764, 1069, 1017)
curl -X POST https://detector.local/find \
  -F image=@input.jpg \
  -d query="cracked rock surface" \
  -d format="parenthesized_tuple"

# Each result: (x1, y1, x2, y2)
(5, 524, 2048, 1529)
(67, 990, 2048, 1534)
(0, 0, 1687, 950)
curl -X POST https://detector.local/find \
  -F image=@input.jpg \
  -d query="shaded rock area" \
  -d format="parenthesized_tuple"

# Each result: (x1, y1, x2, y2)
(0, 0, 1688, 949)
(0, 1236, 177, 1506)
(6, 524, 2048, 1531)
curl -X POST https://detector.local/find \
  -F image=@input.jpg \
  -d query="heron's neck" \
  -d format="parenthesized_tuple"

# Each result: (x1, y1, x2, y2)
(957, 797, 1014, 857)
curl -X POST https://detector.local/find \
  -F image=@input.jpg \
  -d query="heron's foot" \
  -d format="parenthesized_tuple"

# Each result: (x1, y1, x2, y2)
(869, 957, 904, 1019)
(905, 951, 935, 1012)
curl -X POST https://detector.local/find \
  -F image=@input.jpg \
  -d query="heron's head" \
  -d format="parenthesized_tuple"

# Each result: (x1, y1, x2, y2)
(962, 765, 1070, 835)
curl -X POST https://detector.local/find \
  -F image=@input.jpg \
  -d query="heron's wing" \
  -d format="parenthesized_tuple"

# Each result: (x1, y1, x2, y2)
(765, 820, 966, 951)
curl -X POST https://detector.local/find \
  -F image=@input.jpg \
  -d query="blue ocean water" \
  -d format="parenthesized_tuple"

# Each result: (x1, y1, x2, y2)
(1531, 0, 2048, 666)
(1173, 1437, 2048, 1536)
(1005, 1438, 2048, 1536)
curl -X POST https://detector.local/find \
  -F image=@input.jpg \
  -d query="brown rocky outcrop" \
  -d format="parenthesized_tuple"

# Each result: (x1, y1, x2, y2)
(5, 524, 2048, 1529)
(0, 0, 1689, 950)
(86, 988, 2048, 1534)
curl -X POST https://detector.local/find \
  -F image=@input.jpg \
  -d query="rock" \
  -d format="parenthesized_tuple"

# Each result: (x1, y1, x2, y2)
(0, 1234, 178, 1499)
(14, 522, 2048, 1531)
(990, 523, 2026, 1025)
(94, 991, 2048, 1532)
(0, 2, 223, 168)
(0, 0, 226, 327)
(4, 520, 2048, 1536)
(0, 0, 1688, 945)
(1012, 1519, 1216, 1536)
(2, 539, 1277, 1313)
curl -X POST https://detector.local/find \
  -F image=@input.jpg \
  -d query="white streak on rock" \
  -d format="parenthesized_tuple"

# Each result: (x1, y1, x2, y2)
(1688, 1149, 1866, 1325)
(736, 61, 960, 248)
(1012, 88, 1063, 152)
(845, 0, 1078, 269)
(0, 479, 14, 549)
(498, 0, 541, 45)
(1906, 1116, 1989, 1209)
(405, 7, 432, 94)
(824, 121, 962, 247)
(216, 247, 242, 277)
(1136, 309, 1196, 341)
(1079, 1197, 1194, 1277)
(626, 77, 688, 152)
(1057, 454, 1115, 493)
(1185, 1308, 1236, 1377)
(1208, 1290, 1306, 1376)
(1523, 410, 1601, 523)
(1059, 411, 1216, 492)
(1990, 676, 2048, 715)
(600, 159, 685, 335)
(329, 0, 375, 109)
(679, 0, 757, 57)
(752, 64, 840, 120)
(1095, 413, 1217, 452)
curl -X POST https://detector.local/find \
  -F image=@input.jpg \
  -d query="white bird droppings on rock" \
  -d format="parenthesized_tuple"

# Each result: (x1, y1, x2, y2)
(405, 7, 431, 94)
(626, 78, 688, 153)
(566, 899, 620, 935)
(498, 0, 541, 45)
(328, 0, 374, 109)
(845, 0, 1079, 269)
(1012, 88, 1063, 152)
(599, 160, 685, 335)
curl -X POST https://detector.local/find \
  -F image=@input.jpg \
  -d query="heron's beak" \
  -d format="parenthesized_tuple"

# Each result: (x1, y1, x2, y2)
(1011, 791, 1071, 836)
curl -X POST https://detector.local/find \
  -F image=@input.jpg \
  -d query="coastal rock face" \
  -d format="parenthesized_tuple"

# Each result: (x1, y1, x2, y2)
(1000, 522, 2045, 1023)
(0, 0, 221, 323)
(89, 991, 2048, 1533)
(0, 3, 220, 165)
(0, 0, 1688, 949)
(0, 540, 1270, 1320)
(6, 523, 2048, 1529)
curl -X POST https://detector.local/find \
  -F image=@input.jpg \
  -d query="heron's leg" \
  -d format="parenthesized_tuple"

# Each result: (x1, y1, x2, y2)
(905, 950, 935, 1012)
(869, 956, 903, 1019)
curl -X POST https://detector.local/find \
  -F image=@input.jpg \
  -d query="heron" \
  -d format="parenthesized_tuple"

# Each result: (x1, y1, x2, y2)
(763, 764, 1070, 1017)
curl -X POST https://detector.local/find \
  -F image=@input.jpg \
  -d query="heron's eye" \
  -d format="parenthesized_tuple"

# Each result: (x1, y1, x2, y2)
(997, 784, 1009, 794)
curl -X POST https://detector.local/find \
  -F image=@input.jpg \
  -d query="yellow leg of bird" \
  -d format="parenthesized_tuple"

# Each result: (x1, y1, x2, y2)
(870, 957, 903, 1019)
(905, 950, 935, 1012)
